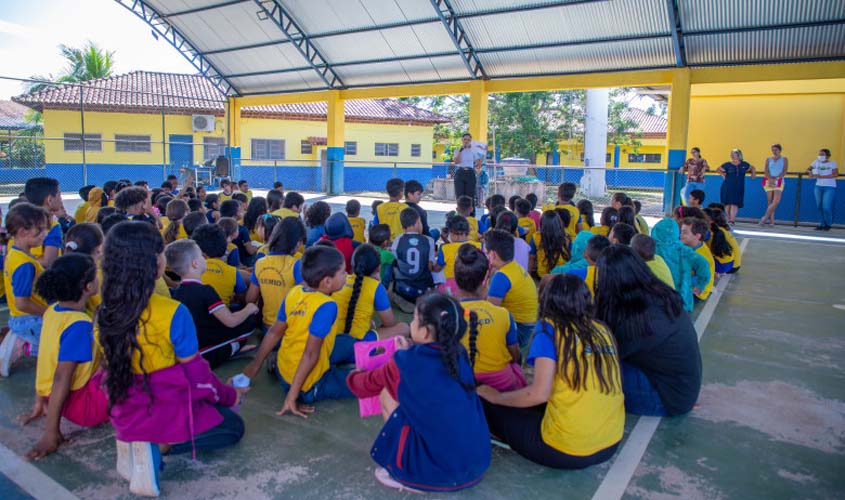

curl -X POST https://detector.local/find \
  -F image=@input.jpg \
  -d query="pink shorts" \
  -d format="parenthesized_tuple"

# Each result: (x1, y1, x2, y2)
(59, 369, 109, 427)
(474, 363, 527, 392)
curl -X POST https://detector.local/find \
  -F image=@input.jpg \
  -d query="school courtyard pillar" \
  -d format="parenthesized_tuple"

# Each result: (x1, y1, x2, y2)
(226, 97, 242, 180)
(664, 68, 691, 214)
(326, 90, 345, 194)
(468, 80, 488, 143)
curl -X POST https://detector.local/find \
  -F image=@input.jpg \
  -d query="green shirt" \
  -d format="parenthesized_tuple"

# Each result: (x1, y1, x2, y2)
(379, 248, 395, 284)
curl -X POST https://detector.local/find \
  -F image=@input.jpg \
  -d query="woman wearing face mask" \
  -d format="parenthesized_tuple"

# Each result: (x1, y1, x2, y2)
(805, 149, 839, 231)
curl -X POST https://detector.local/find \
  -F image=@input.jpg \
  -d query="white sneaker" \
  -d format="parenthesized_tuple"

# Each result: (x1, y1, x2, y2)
(374, 467, 423, 494)
(129, 442, 161, 497)
(0, 332, 21, 377)
(116, 439, 133, 481)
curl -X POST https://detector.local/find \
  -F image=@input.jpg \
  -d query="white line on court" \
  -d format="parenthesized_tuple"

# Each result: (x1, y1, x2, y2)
(0, 443, 80, 500)
(591, 238, 750, 500)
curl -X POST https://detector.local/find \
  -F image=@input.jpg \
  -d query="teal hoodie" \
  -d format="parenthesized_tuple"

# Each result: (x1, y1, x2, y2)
(651, 219, 711, 311)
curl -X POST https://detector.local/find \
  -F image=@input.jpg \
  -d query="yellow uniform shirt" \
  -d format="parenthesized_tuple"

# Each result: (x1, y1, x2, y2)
(202, 257, 247, 306)
(3, 246, 47, 317)
(543, 203, 580, 238)
(160, 221, 189, 241)
(333, 275, 391, 339)
(130, 293, 198, 374)
(532, 320, 624, 456)
(376, 201, 408, 239)
(74, 202, 90, 223)
(239, 190, 253, 201)
(251, 254, 301, 327)
(721, 227, 742, 268)
(219, 192, 234, 202)
(466, 216, 481, 242)
(530, 233, 569, 277)
(694, 244, 715, 300)
(647, 256, 676, 289)
(271, 207, 299, 219)
(585, 265, 597, 296)
(276, 286, 338, 392)
(438, 241, 482, 279)
(348, 217, 366, 243)
(590, 225, 610, 237)
(518, 217, 536, 241)
(460, 299, 518, 374)
(488, 260, 538, 324)
(35, 305, 99, 397)
(635, 214, 650, 236)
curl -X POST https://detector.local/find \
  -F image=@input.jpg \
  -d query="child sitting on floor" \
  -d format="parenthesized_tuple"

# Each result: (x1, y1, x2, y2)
(391, 208, 436, 311)
(167, 240, 259, 368)
(436, 215, 481, 295)
(568, 234, 611, 296)
(346, 293, 490, 493)
(346, 199, 366, 243)
(485, 229, 538, 350)
(320, 212, 359, 272)
(369, 224, 394, 290)
(193, 224, 247, 307)
(515, 198, 537, 241)
(373, 178, 408, 240)
(591, 207, 617, 237)
(680, 217, 716, 300)
(456, 195, 482, 242)
(305, 201, 331, 247)
(23, 254, 108, 460)
(631, 234, 675, 289)
(530, 210, 571, 278)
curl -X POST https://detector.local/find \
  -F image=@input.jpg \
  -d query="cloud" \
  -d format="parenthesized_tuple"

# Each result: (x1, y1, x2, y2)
(0, 19, 34, 38)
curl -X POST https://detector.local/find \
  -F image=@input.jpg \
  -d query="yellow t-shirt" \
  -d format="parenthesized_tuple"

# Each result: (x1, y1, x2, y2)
(3, 246, 47, 317)
(202, 257, 245, 306)
(647, 256, 675, 289)
(130, 293, 197, 374)
(333, 275, 390, 339)
(74, 202, 90, 223)
(348, 217, 366, 243)
(590, 226, 610, 237)
(36, 305, 98, 396)
(466, 216, 481, 242)
(252, 254, 301, 327)
(376, 201, 408, 239)
(694, 244, 715, 300)
(721, 227, 742, 268)
(585, 265, 597, 296)
(518, 217, 536, 241)
(635, 214, 650, 236)
(460, 299, 517, 374)
(534, 321, 625, 456)
(219, 192, 234, 202)
(160, 221, 188, 242)
(271, 207, 299, 219)
(239, 189, 253, 201)
(531, 233, 569, 277)
(488, 260, 538, 324)
(439, 241, 482, 279)
(277, 286, 337, 392)
(543, 203, 580, 238)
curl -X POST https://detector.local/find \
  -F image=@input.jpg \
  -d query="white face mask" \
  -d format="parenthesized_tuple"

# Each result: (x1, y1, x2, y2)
(818, 155, 827, 162)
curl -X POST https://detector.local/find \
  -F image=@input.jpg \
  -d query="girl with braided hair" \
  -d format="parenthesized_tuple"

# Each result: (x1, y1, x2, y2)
(346, 292, 490, 493)
(161, 199, 189, 244)
(331, 244, 409, 363)
(455, 243, 525, 391)
(477, 273, 624, 470)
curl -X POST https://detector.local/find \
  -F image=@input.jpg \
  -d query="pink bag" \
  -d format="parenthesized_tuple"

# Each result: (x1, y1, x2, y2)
(353, 338, 398, 418)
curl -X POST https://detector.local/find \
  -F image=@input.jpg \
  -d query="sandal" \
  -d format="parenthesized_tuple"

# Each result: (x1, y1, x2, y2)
(374, 468, 424, 494)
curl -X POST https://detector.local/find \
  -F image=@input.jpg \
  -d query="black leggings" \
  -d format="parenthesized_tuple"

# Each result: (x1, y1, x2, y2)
(454, 167, 477, 204)
(482, 400, 619, 469)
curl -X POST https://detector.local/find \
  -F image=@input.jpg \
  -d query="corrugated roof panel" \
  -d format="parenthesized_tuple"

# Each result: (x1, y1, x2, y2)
(283, 0, 437, 36)
(149, 0, 216, 15)
(480, 37, 675, 77)
(461, 0, 669, 50)
(333, 61, 413, 86)
(679, 0, 845, 33)
(207, 43, 308, 75)
(450, 0, 586, 16)
(685, 25, 845, 65)
(230, 71, 328, 94)
(426, 55, 475, 80)
(312, 23, 453, 64)
(164, 2, 280, 53)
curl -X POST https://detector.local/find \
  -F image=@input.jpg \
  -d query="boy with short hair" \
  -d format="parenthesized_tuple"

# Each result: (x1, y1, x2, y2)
(22, 177, 64, 267)
(166, 174, 179, 195)
(272, 181, 284, 194)
(485, 229, 538, 349)
(373, 178, 408, 239)
(543, 182, 581, 237)
(166, 239, 258, 368)
(272, 191, 304, 219)
(345, 199, 366, 243)
(456, 195, 481, 242)
(480, 194, 505, 234)
(404, 179, 431, 238)
(688, 189, 705, 208)
(609, 222, 636, 245)
(369, 224, 394, 288)
(192, 224, 248, 306)
(680, 217, 715, 300)
(237, 180, 253, 200)
(514, 198, 536, 241)
(391, 208, 435, 311)
(631, 234, 675, 289)
(219, 179, 235, 202)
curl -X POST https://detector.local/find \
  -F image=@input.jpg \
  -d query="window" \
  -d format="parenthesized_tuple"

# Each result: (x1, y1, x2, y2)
(300, 140, 313, 155)
(375, 142, 399, 157)
(578, 152, 613, 163)
(344, 141, 357, 155)
(63, 133, 102, 152)
(115, 134, 151, 153)
(252, 139, 285, 161)
(203, 137, 226, 161)
(411, 144, 421, 157)
(628, 153, 662, 164)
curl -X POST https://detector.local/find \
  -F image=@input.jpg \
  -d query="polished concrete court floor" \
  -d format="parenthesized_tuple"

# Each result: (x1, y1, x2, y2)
(0, 220, 842, 499)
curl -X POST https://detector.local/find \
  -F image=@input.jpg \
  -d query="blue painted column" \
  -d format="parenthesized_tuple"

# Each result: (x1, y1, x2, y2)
(613, 145, 620, 168)
(225, 146, 241, 182)
(327, 146, 344, 195)
(552, 143, 560, 165)
(326, 90, 345, 195)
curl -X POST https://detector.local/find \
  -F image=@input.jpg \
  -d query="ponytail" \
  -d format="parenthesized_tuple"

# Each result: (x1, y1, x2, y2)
(64, 223, 104, 256)
(344, 244, 381, 335)
(467, 310, 479, 371)
(703, 208, 732, 258)
(163, 199, 189, 245)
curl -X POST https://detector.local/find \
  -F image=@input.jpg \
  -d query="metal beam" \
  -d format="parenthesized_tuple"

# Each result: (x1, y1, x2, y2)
(161, 0, 248, 18)
(252, 0, 343, 88)
(430, 0, 487, 79)
(666, 0, 685, 67)
(684, 18, 845, 37)
(113, 0, 238, 96)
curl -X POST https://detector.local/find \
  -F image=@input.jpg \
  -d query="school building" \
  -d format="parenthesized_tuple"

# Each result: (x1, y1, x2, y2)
(12, 71, 450, 191)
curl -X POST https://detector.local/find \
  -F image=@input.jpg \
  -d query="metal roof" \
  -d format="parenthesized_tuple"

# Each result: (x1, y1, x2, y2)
(0, 100, 30, 130)
(113, 0, 845, 96)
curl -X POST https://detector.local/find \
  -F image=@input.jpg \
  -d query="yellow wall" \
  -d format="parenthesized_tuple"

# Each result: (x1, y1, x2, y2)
(687, 79, 845, 170)
(43, 109, 226, 165)
(550, 138, 667, 168)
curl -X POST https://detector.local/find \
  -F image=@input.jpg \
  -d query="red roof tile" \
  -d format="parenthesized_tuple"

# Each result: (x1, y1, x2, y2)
(0, 100, 30, 129)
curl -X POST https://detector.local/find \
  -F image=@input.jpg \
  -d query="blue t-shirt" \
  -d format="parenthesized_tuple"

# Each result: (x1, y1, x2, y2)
(43, 224, 63, 249)
(276, 299, 338, 339)
(234, 271, 247, 294)
(57, 320, 94, 363)
(373, 283, 391, 311)
(11, 262, 36, 298)
(171, 304, 200, 357)
(227, 247, 241, 267)
(527, 321, 556, 365)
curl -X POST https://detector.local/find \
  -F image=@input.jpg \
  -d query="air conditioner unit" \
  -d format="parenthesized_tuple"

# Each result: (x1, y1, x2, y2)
(192, 114, 215, 132)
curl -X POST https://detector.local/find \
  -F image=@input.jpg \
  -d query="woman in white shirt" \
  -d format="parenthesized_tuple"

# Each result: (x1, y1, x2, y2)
(805, 148, 839, 231)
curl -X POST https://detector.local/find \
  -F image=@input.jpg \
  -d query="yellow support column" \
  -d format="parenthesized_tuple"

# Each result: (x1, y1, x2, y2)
(326, 90, 345, 194)
(663, 68, 691, 214)
(468, 80, 488, 142)
(226, 96, 241, 147)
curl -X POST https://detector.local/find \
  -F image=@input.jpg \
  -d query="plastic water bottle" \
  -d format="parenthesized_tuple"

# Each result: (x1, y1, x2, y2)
(231, 373, 250, 411)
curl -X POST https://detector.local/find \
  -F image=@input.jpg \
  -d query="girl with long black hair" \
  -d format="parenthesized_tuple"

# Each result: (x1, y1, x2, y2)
(529, 210, 571, 277)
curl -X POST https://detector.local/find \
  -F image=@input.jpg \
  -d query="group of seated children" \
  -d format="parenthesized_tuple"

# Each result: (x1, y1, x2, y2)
(0, 174, 734, 495)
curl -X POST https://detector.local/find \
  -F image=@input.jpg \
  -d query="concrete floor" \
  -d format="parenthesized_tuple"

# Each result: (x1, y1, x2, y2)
(0, 218, 843, 499)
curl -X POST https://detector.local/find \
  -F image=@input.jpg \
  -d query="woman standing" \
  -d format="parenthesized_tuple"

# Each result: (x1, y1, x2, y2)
(718, 149, 756, 225)
(760, 144, 787, 226)
(806, 148, 839, 231)
(681, 147, 709, 205)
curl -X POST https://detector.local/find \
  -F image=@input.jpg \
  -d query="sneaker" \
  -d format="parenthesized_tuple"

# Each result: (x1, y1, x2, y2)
(116, 439, 133, 481)
(129, 442, 161, 497)
(374, 467, 423, 494)
(0, 332, 24, 377)
(266, 352, 278, 375)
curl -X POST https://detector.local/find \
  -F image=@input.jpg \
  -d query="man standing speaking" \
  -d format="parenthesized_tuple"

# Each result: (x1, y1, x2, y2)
(452, 133, 484, 205)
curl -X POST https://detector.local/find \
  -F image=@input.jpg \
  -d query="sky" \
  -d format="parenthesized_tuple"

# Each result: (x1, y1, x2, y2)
(0, 0, 196, 100)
